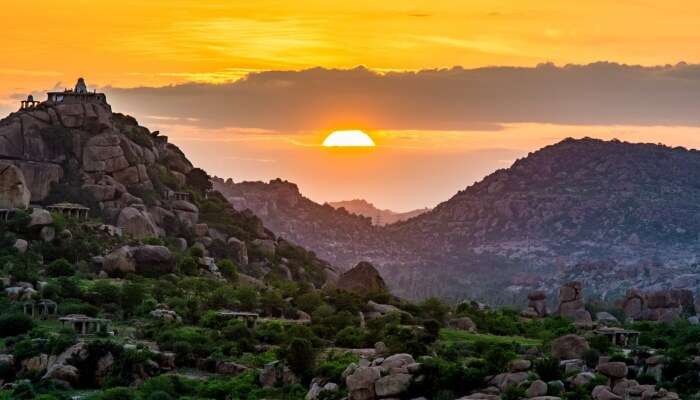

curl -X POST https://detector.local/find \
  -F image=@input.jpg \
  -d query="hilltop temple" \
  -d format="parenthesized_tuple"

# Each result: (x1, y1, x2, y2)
(46, 77, 107, 105)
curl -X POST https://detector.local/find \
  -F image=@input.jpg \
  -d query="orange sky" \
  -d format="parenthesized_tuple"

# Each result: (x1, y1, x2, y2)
(3, 1, 700, 210)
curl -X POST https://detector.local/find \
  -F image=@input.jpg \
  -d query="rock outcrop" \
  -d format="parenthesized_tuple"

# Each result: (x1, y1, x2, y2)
(336, 262, 388, 295)
(0, 162, 31, 208)
(621, 289, 692, 322)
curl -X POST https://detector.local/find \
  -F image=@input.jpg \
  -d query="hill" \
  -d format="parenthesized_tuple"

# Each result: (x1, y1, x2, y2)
(214, 138, 700, 302)
(0, 80, 338, 288)
(328, 199, 428, 226)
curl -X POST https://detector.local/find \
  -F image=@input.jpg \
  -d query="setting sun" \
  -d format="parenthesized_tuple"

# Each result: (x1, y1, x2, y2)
(322, 130, 376, 147)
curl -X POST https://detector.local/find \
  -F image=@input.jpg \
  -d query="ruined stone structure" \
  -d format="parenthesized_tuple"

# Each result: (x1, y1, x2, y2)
(594, 327, 640, 348)
(216, 310, 259, 329)
(47, 202, 90, 220)
(23, 299, 58, 319)
(59, 314, 111, 335)
(20, 95, 40, 110)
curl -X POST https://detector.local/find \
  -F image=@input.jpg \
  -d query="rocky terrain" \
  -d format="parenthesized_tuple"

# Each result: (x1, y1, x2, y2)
(328, 199, 428, 226)
(214, 138, 700, 303)
(211, 177, 407, 268)
(0, 87, 338, 288)
(1, 84, 700, 400)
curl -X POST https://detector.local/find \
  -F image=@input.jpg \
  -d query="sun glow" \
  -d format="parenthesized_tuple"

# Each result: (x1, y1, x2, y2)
(322, 130, 376, 147)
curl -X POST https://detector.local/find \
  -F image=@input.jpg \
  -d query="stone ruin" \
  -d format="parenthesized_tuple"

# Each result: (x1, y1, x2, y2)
(621, 289, 693, 322)
(521, 290, 548, 318)
(557, 281, 593, 327)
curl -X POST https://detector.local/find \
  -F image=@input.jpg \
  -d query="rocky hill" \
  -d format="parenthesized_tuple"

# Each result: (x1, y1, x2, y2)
(328, 199, 428, 226)
(0, 80, 337, 289)
(211, 177, 406, 268)
(214, 138, 700, 303)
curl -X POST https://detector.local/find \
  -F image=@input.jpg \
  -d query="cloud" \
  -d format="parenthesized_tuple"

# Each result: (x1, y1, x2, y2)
(104, 62, 700, 132)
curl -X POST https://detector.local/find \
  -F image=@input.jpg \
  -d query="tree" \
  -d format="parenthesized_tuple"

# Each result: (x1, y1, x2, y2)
(285, 338, 316, 382)
(0, 313, 34, 337)
(186, 168, 212, 193)
(46, 258, 74, 277)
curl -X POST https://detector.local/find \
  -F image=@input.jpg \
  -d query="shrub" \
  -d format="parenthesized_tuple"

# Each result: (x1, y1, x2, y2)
(218, 259, 238, 281)
(177, 256, 198, 276)
(46, 258, 74, 277)
(284, 338, 316, 382)
(534, 356, 562, 381)
(91, 387, 134, 400)
(314, 351, 359, 382)
(335, 326, 367, 348)
(0, 313, 34, 337)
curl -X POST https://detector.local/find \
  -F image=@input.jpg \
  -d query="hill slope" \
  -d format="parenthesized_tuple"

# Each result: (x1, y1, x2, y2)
(215, 138, 700, 302)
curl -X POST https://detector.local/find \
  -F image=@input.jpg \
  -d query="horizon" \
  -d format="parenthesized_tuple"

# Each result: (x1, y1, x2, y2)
(5, 1, 700, 211)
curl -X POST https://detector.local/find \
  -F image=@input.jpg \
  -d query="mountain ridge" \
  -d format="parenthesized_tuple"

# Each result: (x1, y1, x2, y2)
(328, 199, 429, 226)
(214, 137, 700, 302)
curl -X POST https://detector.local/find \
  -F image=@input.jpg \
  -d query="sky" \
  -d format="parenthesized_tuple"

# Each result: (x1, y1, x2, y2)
(3, 1, 700, 211)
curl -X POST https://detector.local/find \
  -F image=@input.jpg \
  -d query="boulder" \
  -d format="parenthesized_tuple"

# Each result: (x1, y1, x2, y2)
(227, 237, 248, 265)
(172, 200, 199, 226)
(592, 385, 622, 400)
(509, 359, 532, 372)
(0, 162, 31, 209)
(526, 380, 548, 398)
(40, 226, 56, 242)
(253, 239, 276, 257)
(551, 334, 589, 360)
(346, 366, 382, 400)
(103, 246, 136, 275)
(375, 373, 412, 397)
(13, 239, 28, 253)
(216, 361, 247, 375)
(117, 207, 159, 239)
(368, 300, 400, 315)
(43, 364, 80, 386)
(572, 372, 596, 387)
(29, 208, 53, 227)
(448, 316, 477, 332)
(132, 245, 175, 275)
(597, 362, 628, 379)
(336, 261, 388, 295)
(596, 312, 620, 326)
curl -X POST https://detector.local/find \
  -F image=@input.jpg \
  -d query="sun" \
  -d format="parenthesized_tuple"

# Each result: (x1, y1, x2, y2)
(322, 130, 376, 147)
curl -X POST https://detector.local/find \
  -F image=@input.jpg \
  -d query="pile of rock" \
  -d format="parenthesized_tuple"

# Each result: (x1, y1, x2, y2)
(557, 282, 592, 327)
(4, 281, 38, 300)
(339, 353, 421, 400)
(521, 290, 548, 318)
(621, 289, 692, 322)
(102, 244, 175, 276)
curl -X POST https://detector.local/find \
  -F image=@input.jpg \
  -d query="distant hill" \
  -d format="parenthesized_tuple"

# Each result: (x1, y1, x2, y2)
(328, 199, 428, 226)
(214, 138, 700, 303)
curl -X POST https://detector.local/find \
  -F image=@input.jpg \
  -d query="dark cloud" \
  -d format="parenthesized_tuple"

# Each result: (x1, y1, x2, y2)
(104, 62, 700, 132)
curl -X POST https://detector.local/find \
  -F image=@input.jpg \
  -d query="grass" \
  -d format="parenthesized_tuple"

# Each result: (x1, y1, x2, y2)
(439, 328, 542, 347)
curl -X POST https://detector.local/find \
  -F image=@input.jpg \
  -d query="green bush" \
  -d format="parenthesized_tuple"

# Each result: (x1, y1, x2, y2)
(46, 258, 74, 277)
(0, 313, 34, 337)
(314, 351, 359, 382)
(534, 356, 562, 381)
(335, 326, 367, 348)
(91, 387, 134, 400)
(177, 256, 198, 276)
(284, 338, 316, 382)
(218, 259, 238, 281)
